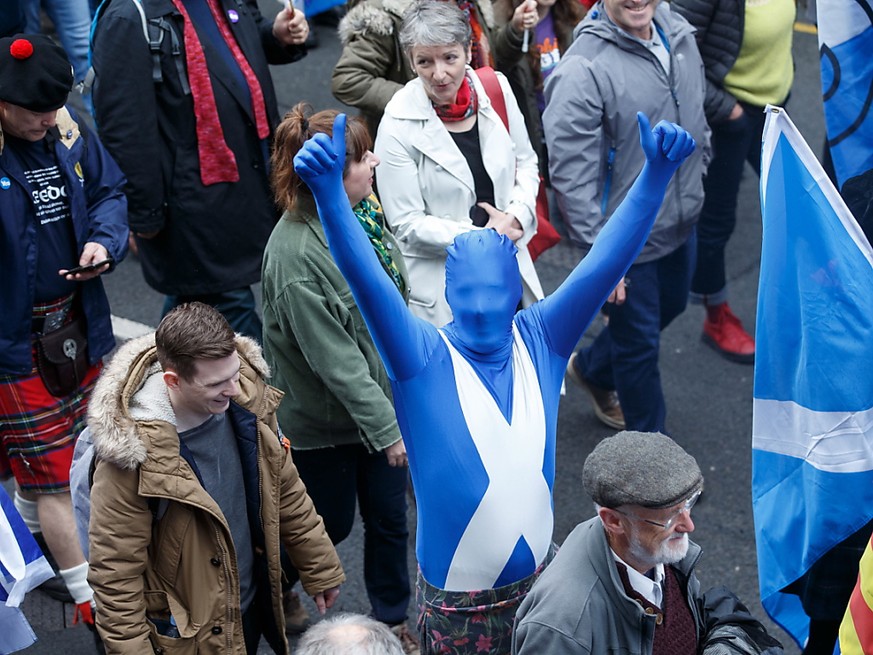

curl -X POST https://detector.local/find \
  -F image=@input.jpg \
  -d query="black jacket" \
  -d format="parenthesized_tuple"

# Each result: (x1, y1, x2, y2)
(92, 0, 305, 295)
(0, 108, 129, 375)
(670, 0, 744, 124)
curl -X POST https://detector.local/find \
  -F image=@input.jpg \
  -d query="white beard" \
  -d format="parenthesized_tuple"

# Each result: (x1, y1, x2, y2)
(628, 530, 689, 569)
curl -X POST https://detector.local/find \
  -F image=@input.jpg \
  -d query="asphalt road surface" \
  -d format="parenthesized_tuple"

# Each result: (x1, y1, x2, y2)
(15, 8, 826, 654)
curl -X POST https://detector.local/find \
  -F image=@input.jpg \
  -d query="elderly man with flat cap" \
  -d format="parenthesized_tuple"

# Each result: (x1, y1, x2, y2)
(0, 34, 128, 623)
(512, 431, 783, 655)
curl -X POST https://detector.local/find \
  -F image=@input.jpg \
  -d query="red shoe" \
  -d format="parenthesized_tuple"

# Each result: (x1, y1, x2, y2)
(702, 303, 755, 364)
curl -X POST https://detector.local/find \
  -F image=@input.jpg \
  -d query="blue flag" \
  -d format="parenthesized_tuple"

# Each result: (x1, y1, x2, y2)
(283, 0, 346, 20)
(817, 0, 873, 187)
(753, 106, 873, 649)
(0, 486, 54, 654)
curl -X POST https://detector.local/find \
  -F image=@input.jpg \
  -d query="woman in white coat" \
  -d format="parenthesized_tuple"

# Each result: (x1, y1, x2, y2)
(374, 0, 543, 327)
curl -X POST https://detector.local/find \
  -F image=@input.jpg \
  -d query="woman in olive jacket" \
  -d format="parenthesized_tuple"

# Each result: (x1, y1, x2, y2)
(260, 105, 417, 648)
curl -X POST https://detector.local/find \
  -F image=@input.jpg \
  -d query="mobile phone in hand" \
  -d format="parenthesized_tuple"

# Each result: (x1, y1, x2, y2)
(61, 258, 113, 276)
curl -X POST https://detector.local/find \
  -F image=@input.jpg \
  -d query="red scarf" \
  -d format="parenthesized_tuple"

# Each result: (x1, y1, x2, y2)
(432, 75, 478, 122)
(170, 0, 271, 186)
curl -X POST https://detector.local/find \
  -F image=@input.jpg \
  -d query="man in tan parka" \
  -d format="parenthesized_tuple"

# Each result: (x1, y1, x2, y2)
(86, 302, 345, 654)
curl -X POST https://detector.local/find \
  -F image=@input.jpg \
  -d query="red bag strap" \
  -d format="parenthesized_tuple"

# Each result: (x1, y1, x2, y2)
(475, 66, 509, 132)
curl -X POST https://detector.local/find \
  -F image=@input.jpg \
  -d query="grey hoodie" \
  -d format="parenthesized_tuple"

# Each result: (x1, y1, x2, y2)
(543, 1, 710, 262)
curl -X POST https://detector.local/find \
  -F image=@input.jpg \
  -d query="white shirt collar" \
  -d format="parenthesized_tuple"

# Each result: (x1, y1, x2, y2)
(611, 549, 665, 608)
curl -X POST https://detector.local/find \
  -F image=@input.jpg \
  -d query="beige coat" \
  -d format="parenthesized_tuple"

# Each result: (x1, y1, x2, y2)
(87, 334, 345, 654)
(374, 67, 544, 326)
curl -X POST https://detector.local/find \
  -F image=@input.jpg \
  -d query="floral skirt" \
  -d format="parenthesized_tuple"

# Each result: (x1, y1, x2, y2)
(416, 544, 557, 655)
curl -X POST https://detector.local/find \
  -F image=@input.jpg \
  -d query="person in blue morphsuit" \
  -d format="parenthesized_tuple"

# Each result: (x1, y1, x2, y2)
(294, 112, 696, 655)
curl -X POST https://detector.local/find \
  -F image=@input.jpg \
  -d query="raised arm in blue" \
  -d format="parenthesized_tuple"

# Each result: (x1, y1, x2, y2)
(539, 113, 696, 357)
(293, 114, 436, 382)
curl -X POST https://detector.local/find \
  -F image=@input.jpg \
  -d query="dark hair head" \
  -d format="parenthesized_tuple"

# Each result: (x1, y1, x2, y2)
(155, 302, 236, 381)
(271, 102, 372, 212)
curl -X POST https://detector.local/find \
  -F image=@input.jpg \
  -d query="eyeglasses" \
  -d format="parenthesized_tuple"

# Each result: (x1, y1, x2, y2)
(615, 490, 701, 531)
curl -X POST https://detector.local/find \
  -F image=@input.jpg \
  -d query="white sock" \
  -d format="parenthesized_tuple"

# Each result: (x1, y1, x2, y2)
(59, 562, 94, 605)
(13, 492, 41, 533)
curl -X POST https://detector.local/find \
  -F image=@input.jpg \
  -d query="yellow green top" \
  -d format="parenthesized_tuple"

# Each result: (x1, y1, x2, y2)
(723, 0, 796, 107)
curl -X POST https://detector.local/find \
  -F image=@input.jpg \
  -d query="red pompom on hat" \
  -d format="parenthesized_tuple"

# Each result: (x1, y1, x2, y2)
(0, 34, 73, 112)
(10, 38, 34, 60)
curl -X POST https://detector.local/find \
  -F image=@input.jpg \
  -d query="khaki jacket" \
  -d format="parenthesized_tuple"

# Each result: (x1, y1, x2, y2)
(261, 197, 408, 451)
(87, 334, 345, 654)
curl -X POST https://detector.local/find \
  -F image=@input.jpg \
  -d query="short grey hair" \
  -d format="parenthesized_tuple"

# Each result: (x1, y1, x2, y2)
(295, 614, 406, 655)
(399, 0, 472, 56)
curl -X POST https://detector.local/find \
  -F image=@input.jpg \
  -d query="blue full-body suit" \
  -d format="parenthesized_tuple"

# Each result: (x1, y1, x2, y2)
(294, 114, 695, 592)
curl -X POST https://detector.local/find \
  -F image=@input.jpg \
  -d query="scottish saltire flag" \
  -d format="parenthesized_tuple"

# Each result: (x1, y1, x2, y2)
(753, 106, 873, 649)
(840, 534, 873, 653)
(0, 485, 53, 654)
(817, 0, 873, 187)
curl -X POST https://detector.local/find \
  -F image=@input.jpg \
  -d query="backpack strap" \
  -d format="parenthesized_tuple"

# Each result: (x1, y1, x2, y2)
(144, 8, 191, 94)
(87, 0, 190, 95)
(145, 19, 166, 84)
(475, 66, 509, 133)
(87, 450, 98, 490)
(88, 454, 162, 522)
(162, 16, 190, 94)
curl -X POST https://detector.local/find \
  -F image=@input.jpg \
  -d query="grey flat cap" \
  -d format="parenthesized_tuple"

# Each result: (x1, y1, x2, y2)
(582, 431, 703, 509)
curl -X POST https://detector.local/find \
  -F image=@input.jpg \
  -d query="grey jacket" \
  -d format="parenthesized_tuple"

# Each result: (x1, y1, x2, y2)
(512, 517, 704, 655)
(543, 2, 710, 262)
(670, 0, 745, 124)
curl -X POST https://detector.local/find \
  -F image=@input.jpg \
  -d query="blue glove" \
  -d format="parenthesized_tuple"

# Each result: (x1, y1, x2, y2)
(293, 113, 348, 200)
(637, 112, 696, 179)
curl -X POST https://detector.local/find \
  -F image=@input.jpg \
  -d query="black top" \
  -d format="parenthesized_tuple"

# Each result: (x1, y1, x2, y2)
(450, 121, 495, 227)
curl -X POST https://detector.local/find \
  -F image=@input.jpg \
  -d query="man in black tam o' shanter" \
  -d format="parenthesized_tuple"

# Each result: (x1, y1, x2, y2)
(0, 32, 128, 629)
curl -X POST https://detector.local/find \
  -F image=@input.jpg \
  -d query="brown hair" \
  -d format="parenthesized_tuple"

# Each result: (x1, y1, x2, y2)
(270, 102, 373, 213)
(155, 302, 236, 381)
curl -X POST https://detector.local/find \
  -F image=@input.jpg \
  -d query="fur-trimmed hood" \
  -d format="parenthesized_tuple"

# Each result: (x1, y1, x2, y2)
(338, 0, 495, 45)
(87, 333, 271, 471)
(338, 0, 411, 44)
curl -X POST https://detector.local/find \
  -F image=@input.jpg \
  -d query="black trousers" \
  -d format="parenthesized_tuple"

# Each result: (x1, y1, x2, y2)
(289, 442, 411, 624)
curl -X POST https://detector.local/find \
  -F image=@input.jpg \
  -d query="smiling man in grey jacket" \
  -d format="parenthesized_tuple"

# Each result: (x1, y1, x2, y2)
(543, 0, 709, 434)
